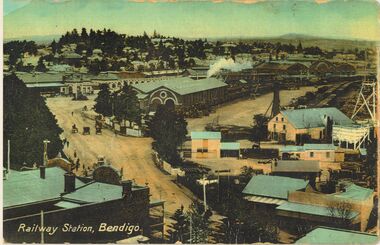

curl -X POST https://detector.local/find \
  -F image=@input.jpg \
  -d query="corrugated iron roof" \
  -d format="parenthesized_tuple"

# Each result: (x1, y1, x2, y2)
(273, 160, 320, 173)
(242, 175, 309, 199)
(277, 201, 358, 219)
(4, 167, 85, 208)
(221, 142, 240, 150)
(191, 131, 221, 140)
(295, 227, 378, 244)
(281, 107, 354, 129)
(132, 77, 227, 95)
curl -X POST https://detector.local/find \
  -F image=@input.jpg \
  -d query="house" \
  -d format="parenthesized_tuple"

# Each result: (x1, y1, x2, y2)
(242, 175, 311, 207)
(271, 160, 320, 185)
(190, 131, 240, 159)
(267, 107, 354, 144)
(279, 144, 345, 164)
(295, 226, 378, 244)
(132, 77, 228, 112)
(276, 182, 374, 232)
(3, 166, 164, 243)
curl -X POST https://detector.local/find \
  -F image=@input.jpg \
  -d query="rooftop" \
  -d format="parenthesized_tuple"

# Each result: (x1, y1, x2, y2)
(295, 227, 378, 244)
(132, 77, 227, 96)
(277, 202, 359, 219)
(273, 160, 320, 173)
(191, 131, 221, 140)
(4, 167, 85, 208)
(220, 142, 240, 150)
(332, 183, 373, 201)
(62, 182, 123, 204)
(281, 144, 337, 153)
(280, 107, 354, 129)
(242, 175, 309, 200)
(16, 72, 64, 84)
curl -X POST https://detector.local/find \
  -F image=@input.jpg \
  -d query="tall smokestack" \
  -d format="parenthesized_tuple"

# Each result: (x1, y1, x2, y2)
(271, 82, 280, 117)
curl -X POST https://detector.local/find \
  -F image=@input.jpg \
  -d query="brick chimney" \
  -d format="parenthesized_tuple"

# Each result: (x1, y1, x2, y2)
(121, 180, 132, 198)
(40, 165, 46, 179)
(64, 172, 76, 193)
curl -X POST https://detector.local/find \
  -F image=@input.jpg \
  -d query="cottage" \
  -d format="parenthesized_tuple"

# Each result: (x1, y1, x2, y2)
(267, 107, 354, 144)
(190, 131, 240, 159)
(279, 144, 344, 163)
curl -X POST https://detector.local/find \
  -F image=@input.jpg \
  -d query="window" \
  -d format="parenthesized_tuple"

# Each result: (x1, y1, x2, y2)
(197, 148, 208, 153)
(326, 152, 330, 158)
(281, 117, 284, 122)
(276, 117, 278, 121)
(283, 125, 286, 130)
(310, 152, 314, 158)
(273, 124, 276, 130)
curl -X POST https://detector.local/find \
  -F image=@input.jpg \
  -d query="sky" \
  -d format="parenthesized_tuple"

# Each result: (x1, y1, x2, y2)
(3, 0, 380, 41)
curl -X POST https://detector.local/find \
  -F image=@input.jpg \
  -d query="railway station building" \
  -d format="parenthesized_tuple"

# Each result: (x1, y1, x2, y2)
(131, 77, 228, 112)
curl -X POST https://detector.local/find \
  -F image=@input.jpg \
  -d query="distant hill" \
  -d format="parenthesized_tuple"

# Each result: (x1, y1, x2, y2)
(4, 35, 61, 44)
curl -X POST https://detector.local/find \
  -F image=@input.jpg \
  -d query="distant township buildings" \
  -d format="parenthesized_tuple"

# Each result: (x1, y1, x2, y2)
(3, 165, 164, 243)
(243, 175, 374, 232)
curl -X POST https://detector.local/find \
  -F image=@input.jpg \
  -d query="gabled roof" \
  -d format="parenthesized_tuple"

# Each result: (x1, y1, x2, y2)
(273, 160, 320, 173)
(191, 131, 221, 140)
(295, 227, 378, 244)
(132, 77, 227, 95)
(280, 107, 354, 129)
(4, 167, 85, 208)
(242, 175, 309, 199)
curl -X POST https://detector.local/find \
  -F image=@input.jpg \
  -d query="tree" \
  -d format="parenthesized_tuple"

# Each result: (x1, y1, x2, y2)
(147, 105, 188, 165)
(297, 41, 303, 53)
(168, 206, 189, 243)
(94, 84, 113, 117)
(35, 57, 47, 72)
(3, 74, 63, 169)
(327, 201, 354, 229)
(186, 201, 212, 244)
(113, 84, 141, 125)
(251, 114, 269, 145)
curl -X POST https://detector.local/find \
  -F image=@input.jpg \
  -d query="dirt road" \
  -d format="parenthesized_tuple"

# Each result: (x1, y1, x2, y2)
(187, 87, 317, 131)
(46, 96, 193, 217)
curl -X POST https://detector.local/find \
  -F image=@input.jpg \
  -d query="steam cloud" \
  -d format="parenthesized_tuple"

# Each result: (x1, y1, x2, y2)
(207, 58, 252, 77)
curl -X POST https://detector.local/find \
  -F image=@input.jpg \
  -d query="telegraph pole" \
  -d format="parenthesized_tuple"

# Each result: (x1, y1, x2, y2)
(7, 140, 10, 178)
(43, 140, 50, 166)
(41, 210, 44, 244)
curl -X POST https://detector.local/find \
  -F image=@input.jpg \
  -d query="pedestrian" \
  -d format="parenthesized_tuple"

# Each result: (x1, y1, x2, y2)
(75, 158, 80, 171)
(73, 150, 77, 158)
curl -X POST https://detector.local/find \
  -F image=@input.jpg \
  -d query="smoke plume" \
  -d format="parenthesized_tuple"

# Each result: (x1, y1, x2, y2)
(207, 58, 252, 77)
